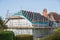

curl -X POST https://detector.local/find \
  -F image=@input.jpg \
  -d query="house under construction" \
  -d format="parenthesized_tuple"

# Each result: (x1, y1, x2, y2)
(5, 9, 57, 38)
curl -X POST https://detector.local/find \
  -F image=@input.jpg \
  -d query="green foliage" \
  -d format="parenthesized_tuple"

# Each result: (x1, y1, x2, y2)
(40, 28, 60, 40)
(15, 34, 33, 40)
(54, 28, 60, 32)
(0, 31, 14, 40)
(0, 17, 7, 29)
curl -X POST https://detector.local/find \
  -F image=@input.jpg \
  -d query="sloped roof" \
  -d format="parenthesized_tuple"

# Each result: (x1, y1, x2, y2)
(21, 10, 49, 25)
(5, 10, 54, 27)
(12, 10, 49, 24)
(48, 12, 60, 23)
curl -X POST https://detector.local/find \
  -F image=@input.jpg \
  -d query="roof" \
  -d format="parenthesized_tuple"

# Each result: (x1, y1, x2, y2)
(5, 10, 55, 27)
(21, 10, 49, 24)
(48, 12, 60, 23)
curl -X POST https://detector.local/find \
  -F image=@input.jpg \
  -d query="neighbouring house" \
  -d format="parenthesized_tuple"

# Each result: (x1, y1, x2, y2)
(5, 9, 56, 38)
(48, 12, 60, 27)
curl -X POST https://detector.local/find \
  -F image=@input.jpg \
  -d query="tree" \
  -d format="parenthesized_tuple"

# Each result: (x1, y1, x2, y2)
(0, 17, 7, 30)
(41, 28, 60, 40)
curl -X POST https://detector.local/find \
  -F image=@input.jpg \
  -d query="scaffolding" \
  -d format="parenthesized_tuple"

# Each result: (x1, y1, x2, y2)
(5, 10, 57, 38)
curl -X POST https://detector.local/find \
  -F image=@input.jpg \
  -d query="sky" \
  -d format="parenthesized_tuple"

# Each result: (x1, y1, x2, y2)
(0, 0, 60, 19)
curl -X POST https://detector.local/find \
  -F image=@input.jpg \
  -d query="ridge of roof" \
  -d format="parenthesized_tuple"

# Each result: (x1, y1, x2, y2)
(21, 10, 40, 14)
(48, 12, 59, 15)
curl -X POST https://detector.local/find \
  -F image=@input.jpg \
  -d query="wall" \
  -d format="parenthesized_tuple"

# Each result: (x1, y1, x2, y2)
(4, 29, 32, 35)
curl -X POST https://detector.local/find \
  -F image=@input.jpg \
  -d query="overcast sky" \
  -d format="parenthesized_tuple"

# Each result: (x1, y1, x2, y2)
(0, 0, 60, 19)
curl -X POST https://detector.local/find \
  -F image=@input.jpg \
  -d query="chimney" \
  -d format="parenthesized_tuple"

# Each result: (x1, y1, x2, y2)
(42, 8, 47, 17)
